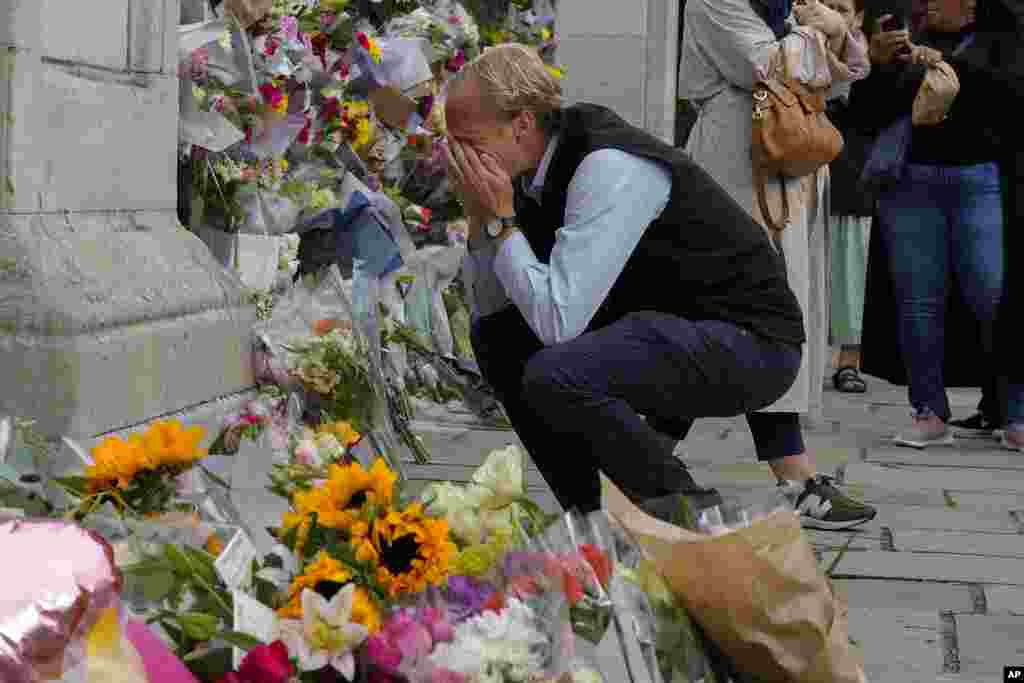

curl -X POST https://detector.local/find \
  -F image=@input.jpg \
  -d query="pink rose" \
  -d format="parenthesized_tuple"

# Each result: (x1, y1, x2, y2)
(279, 16, 299, 42)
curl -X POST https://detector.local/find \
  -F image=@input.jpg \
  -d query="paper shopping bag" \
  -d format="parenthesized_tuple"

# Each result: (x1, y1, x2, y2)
(602, 475, 867, 683)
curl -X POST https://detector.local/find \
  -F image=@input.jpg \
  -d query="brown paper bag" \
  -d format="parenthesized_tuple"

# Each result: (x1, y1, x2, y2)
(369, 85, 419, 130)
(601, 475, 867, 683)
(224, 0, 273, 28)
(912, 61, 960, 126)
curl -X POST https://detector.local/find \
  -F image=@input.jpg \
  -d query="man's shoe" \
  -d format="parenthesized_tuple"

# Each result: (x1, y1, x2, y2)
(779, 475, 877, 531)
(893, 414, 955, 449)
(949, 413, 1004, 440)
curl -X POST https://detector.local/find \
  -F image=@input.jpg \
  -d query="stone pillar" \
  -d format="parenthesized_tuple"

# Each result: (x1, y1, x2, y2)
(0, 0, 255, 441)
(557, 0, 679, 144)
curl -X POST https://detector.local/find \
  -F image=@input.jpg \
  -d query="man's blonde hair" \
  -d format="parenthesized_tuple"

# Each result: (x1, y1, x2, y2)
(454, 43, 563, 126)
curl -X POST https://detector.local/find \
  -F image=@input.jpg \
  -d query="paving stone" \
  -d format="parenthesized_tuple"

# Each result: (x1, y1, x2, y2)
(890, 530, 1024, 558)
(803, 528, 878, 552)
(405, 462, 549, 489)
(941, 492, 1024, 516)
(840, 481, 953, 508)
(845, 608, 944, 682)
(822, 550, 1024, 585)
(868, 504, 1016, 533)
(984, 586, 1024, 615)
(831, 579, 973, 612)
(866, 447, 1024, 471)
(954, 615, 1024, 677)
(843, 463, 1024, 494)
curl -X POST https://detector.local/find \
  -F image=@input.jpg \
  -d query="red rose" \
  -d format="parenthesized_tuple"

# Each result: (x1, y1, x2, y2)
(230, 640, 294, 683)
(579, 544, 611, 589)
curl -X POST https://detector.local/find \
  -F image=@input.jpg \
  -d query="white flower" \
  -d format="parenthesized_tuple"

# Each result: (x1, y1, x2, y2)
(278, 587, 369, 678)
(471, 445, 526, 509)
(314, 433, 344, 461)
(429, 598, 547, 681)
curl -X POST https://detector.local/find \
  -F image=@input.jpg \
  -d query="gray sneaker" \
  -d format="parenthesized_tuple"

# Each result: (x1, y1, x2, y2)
(780, 475, 877, 531)
(893, 414, 955, 449)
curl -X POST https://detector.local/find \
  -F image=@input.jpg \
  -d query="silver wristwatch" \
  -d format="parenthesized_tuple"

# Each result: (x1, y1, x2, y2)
(488, 216, 517, 238)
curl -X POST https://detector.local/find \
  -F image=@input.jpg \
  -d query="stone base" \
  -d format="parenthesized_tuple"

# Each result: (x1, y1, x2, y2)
(0, 210, 257, 438)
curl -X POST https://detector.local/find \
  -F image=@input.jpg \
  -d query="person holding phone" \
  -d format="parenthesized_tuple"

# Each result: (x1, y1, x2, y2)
(850, 0, 1019, 448)
(679, 0, 878, 529)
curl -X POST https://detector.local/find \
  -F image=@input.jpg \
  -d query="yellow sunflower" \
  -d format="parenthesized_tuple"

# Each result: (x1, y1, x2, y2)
(281, 458, 398, 555)
(278, 551, 353, 619)
(364, 503, 456, 598)
(84, 420, 205, 491)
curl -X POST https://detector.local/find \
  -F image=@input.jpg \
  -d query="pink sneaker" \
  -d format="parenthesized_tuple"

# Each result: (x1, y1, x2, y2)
(1002, 426, 1024, 452)
(893, 413, 955, 449)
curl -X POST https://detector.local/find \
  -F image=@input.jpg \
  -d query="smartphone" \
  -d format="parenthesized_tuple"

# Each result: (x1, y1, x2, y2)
(864, 0, 912, 33)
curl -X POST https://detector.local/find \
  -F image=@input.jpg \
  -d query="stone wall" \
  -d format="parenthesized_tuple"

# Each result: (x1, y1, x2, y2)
(0, 0, 256, 440)
(557, 0, 678, 143)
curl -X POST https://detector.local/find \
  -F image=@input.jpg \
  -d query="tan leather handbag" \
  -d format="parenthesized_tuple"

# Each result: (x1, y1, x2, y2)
(751, 55, 843, 234)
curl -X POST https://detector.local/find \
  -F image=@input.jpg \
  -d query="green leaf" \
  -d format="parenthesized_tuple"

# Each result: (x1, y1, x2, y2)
(181, 545, 220, 587)
(53, 476, 91, 497)
(123, 562, 177, 603)
(176, 612, 221, 641)
(218, 630, 265, 651)
(165, 544, 194, 577)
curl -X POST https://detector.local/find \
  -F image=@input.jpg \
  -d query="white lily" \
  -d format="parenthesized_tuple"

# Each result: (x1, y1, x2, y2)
(277, 586, 369, 678)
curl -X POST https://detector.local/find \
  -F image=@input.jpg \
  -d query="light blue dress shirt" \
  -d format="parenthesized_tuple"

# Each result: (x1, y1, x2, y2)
(463, 136, 673, 347)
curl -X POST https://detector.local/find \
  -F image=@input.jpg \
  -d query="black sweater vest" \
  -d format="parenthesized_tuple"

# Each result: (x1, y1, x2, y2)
(513, 104, 806, 346)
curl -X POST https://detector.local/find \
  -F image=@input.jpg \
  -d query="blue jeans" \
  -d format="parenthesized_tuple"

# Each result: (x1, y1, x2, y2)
(878, 163, 1004, 421)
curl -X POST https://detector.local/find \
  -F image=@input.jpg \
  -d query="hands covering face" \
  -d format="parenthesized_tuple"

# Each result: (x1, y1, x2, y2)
(445, 139, 516, 220)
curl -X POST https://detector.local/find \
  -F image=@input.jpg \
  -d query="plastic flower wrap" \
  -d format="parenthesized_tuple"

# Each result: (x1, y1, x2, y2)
(420, 445, 549, 548)
(55, 420, 208, 520)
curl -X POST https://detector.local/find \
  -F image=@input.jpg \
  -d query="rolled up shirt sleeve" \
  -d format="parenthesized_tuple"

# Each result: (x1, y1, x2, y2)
(493, 148, 672, 346)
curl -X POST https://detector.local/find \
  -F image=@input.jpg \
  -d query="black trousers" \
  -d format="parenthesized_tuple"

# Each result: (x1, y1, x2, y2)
(470, 307, 802, 512)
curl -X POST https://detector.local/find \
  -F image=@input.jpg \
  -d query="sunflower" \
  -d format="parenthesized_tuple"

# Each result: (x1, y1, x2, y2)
(359, 503, 456, 598)
(84, 420, 206, 492)
(277, 553, 382, 634)
(281, 458, 398, 555)
(278, 551, 353, 619)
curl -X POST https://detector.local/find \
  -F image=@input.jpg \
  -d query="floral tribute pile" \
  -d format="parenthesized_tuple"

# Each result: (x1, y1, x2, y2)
(180, 0, 558, 420)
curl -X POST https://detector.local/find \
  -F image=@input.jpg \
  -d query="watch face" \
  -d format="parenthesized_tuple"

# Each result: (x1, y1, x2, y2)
(487, 221, 503, 238)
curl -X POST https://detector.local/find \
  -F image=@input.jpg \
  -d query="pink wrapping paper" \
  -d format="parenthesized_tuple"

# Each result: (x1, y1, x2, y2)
(125, 621, 201, 683)
(0, 518, 121, 683)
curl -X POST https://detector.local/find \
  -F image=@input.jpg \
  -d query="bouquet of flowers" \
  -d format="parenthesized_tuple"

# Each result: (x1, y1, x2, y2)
(364, 574, 605, 683)
(56, 420, 209, 520)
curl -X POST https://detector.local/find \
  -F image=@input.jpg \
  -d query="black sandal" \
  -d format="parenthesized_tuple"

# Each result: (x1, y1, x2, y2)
(833, 366, 867, 393)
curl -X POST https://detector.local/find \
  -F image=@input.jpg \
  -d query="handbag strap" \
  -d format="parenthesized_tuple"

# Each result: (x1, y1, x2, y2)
(754, 161, 791, 237)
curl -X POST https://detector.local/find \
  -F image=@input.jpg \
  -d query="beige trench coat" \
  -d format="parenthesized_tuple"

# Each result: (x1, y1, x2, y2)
(679, 0, 851, 421)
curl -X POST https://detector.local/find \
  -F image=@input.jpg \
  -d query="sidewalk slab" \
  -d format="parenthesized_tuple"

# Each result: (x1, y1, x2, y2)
(832, 579, 972, 612)
(822, 550, 1024, 585)
(983, 586, 1024, 614)
(843, 463, 1024, 494)
(889, 529, 1024, 558)
(846, 608, 944, 682)
(954, 615, 1024, 677)
(869, 505, 1017, 534)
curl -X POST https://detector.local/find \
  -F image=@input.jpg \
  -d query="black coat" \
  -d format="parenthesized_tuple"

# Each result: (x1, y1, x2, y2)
(854, 8, 1024, 386)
